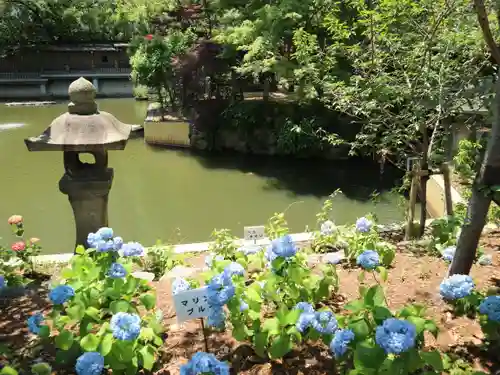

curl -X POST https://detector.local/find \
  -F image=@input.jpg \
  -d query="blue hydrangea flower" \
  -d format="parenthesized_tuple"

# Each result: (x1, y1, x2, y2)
(324, 252, 342, 265)
(296, 312, 315, 333)
(180, 352, 230, 375)
(172, 278, 191, 295)
(96, 227, 114, 240)
(330, 329, 355, 357)
(355, 217, 373, 233)
(207, 273, 235, 306)
(265, 245, 278, 263)
(375, 318, 417, 354)
(207, 305, 226, 329)
(224, 262, 245, 277)
(442, 246, 456, 262)
(239, 300, 249, 312)
(0, 275, 5, 289)
(205, 253, 224, 268)
(49, 285, 75, 305)
(320, 220, 336, 235)
(110, 312, 141, 340)
(97, 239, 116, 252)
(108, 263, 127, 279)
(87, 232, 100, 248)
(439, 274, 475, 300)
(479, 295, 500, 322)
(122, 242, 145, 257)
(356, 250, 380, 270)
(237, 244, 262, 256)
(311, 310, 338, 334)
(270, 235, 297, 258)
(113, 237, 124, 251)
(27, 312, 44, 334)
(75, 352, 105, 375)
(294, 302, 315, 313)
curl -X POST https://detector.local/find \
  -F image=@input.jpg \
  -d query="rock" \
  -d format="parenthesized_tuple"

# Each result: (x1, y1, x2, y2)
(131, 271, 155, 281)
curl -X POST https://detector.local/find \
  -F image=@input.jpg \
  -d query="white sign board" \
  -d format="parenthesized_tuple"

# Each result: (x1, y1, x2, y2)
(244, 225, 265, 242)
(173, 286, 212, 323)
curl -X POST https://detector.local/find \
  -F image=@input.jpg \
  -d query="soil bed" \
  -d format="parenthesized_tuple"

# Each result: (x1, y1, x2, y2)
(3, 233, 500, 374)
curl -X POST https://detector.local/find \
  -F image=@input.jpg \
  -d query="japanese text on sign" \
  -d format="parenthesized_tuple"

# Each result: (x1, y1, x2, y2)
(244, 225, 265, 241)
(173, 286, 213, 323)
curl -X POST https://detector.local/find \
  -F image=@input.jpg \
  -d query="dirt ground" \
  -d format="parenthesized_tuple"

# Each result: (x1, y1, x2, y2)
(2, 232, 500, 374)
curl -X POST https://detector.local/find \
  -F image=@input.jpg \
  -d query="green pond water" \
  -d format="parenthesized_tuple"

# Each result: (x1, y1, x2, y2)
(0, 99, 407, 254)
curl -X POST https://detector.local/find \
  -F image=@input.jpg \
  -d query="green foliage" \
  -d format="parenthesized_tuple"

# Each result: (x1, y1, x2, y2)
(311, 191, 342, 253)
(208, 229, 240, 260)
(265, 212, 289, 240)
(45, 245, 164, 374)
(454, 139, 483, 183)
(129, 29, 197, 110)
(144, 242, 186, 280)
(428, 215, 462, 254)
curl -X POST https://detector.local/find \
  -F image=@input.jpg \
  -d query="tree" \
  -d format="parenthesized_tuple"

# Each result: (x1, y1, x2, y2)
(449, 0, 500, 275)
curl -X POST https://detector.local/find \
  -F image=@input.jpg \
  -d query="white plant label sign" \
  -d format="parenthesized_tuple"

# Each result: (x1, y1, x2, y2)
(244, 225, 265, 242)
(173, 286, 212, 323)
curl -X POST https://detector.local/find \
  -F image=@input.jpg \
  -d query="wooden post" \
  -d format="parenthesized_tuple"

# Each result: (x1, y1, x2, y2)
(405, 165, 420, 240)
(441, 162, 454, 216)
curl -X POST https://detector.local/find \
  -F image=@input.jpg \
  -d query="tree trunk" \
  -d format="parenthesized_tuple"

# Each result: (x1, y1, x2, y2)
(449, 77, 500, 275)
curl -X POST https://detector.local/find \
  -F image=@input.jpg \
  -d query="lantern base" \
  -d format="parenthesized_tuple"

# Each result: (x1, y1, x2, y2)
(59, 169, 114, 251)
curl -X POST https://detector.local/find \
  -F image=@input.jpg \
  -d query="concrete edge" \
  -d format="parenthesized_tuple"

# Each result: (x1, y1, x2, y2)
(430, 174, 465, 204)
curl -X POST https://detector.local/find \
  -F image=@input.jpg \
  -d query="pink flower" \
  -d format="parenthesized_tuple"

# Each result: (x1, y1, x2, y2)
(11, 241, 26, 251)
(30, 237, 40, 244)
(8, 215, 23, 225)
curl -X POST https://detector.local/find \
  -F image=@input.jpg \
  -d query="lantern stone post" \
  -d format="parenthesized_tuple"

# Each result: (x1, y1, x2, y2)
(24, 77, 132, 250)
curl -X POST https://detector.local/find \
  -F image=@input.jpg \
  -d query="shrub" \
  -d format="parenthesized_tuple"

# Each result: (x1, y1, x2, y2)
(144, 241, 186, 280)
(30, 228, 164, 374)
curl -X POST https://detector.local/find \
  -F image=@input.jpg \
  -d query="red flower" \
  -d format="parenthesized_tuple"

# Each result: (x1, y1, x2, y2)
(145, 34, 153, 40)
(8, 215, 23, 225)
(11, 241, 26, 251)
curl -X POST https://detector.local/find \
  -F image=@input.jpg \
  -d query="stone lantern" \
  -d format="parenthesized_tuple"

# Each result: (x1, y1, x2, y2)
(24, 77, 131, 250)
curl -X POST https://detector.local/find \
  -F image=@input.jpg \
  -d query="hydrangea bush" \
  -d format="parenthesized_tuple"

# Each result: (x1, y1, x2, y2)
(0, 215, 42, 288)
(30, 227, 164, 374)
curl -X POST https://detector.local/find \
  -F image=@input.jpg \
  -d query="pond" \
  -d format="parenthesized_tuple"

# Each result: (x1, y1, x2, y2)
(0, 99, 407, 254)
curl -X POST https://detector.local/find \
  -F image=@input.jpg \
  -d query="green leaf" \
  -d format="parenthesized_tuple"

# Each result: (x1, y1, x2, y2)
(60, 268, 74, 279)
(353, 341, 386, 369)
(55, 330, 74, 350)
(283, 309, 301, 326)
(268, 334, 293, 359)
(345, 299, 365, 312)
(140, 294, 156, 310)
(349, 318, 370, 339)
(75, 245, 86, 254)
(420, 350, 443, 371)
(246, 286, 263, 303)
(406, 316, 426, 334)
(364, 285, 386, 307)
(110, 300, 130, 314)
(139, 345, 156, 371)
(80, 333, 100, 352)
(85, 307, 101, 321)
(424, 321, 439, 337)
(376, 266, 388, 282)
(372, 306, 393, 323)
(100, 333, 114, 356)
(232, 324, 248, 341)
(262, 318, 280, 335)
(0, 366, 18, 375)
(67, 305, 85, 321)
(253, 332, 268, 357)
(38, 325, 50, 338)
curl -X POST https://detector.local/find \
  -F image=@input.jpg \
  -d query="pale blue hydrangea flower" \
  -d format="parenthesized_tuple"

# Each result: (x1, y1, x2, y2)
(296, 312, 315, 333)
(356, 250, 380, 270)
(311, 310, 338, 334)
(49, 285, 75, 305)
(207, 273, 235, 306)
(355, 217, 372, 233)
(27, 312, 44, 334)
(479, 295, 500, 322)
(224, 262, 245, 277)
(108, 263, 126, 279)
(207, 306, 226, 329)
(439, 274, 475, 300)
(180, 352, 230, 375)
(330, 329, 355, 357)
(110, 312, 141, 340)
(122, 242, 145, 257)
(294, 302, 314, 313)
(270, 235, 297, 258)
(113, 237, 124, 251)
(375, 318, 416, 354)
(96, 227, 114, 240)
(172, 278, 191, 295)
(75, 352, 104, 375)
(320, 220, 336, 235)
(324, 252, 342, 265)
(478, 254, 493, 266)
(237, 244, 262, 256)
(442, 246, 456, 262)
(265, 245, 278, 263)
(205, 253, 224, 268)
(239, 300, 249, 312)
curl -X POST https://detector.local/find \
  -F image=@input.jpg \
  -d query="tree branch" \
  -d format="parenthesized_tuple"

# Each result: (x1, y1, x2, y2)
(473, 0, 500, 65)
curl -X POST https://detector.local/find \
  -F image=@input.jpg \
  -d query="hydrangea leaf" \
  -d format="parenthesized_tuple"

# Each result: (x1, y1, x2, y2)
(85, 306, 101, 322)
(268, 334, 293, 359)
(139, 345, 156, 371)
(406, 316, 426, 335)
(80, 333, 99, 352)
(364, 285, 386, 307)
(110, 300, 131, 314)
(140, 294, 156, 310)
(262, 318, 280, 335)
(345, 299, 365, 312)
(0, 366, 18, 375)
(353, 341, 386, 369)
(100, 333, 114, 356)
(55, 329, 74, 351)
(349, 317, 370, 339)
(420, 350, 444, 372)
